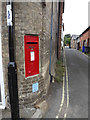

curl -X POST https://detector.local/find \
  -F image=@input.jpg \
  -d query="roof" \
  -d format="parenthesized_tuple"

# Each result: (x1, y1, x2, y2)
(71, 35, 79, 40)
(79, 26, 90, 37)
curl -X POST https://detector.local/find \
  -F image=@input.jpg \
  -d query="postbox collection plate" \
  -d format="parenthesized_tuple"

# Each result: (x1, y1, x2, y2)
(24, 35, 39, 78)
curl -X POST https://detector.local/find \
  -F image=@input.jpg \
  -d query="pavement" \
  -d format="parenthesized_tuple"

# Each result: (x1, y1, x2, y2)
(44, 82, 63, 118)
(0, 80, 63, 119)
(0, 104, 45, 119)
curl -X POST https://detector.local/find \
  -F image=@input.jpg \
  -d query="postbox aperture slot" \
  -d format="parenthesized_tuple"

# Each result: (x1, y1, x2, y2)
(27, 42, 38, 44)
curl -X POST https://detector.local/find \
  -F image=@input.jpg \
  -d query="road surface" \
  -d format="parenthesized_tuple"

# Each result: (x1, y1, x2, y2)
(65, 48, 88, 118)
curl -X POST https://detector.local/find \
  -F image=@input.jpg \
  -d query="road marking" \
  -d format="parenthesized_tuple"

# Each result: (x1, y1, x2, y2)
(82, 53, 88, 57)
(64, 50, 69, 119)
(59, 74, 65, 109)
(56, 114, 59, 118)
(64, 50, 69, 108)
(55, 49, 69, 119)
(55, 73, 65, 118)
(66, 66, 69, 108)
(64, 113, 67, 118)
(77, 49, 88, 58)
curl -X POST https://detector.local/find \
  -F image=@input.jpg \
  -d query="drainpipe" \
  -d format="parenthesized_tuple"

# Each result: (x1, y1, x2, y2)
(49, 1, 53, 82)
(57, 2, 60, 59)
(7, 0, 19, 119)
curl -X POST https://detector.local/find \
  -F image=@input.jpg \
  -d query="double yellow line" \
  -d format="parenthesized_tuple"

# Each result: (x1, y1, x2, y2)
(56, 49, 69, 119)
(64, 49, 69, 119)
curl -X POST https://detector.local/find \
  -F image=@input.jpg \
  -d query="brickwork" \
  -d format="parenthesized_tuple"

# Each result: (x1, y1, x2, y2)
(80, 29, 90, 49)
(58, 2, 64, 60)
(1, 2, 59, 108)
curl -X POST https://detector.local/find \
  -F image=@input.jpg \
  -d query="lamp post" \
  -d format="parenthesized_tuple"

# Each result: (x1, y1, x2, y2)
(7, 0, 19, 119)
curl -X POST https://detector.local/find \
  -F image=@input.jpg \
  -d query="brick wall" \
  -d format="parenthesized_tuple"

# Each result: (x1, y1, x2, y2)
(80, 29, 90, 49)
(58, 2, 63, 60)
(1, 2, 59, 108)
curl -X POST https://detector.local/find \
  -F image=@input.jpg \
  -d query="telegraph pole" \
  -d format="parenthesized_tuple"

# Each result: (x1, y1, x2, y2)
(7, 0, 19, 119)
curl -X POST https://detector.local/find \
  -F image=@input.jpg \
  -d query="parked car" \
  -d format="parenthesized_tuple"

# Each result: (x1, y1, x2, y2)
(65, 46, 69, 48)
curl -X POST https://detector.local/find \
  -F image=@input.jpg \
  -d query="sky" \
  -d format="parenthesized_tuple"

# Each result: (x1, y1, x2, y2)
(63, 0, 89, 36)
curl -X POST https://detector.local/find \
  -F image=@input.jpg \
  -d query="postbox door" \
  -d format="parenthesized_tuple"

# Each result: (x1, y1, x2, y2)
(24, 35, 39, 78)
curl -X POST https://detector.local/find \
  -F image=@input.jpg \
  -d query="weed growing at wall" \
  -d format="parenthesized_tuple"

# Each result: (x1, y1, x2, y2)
(55, 60, 65, 82)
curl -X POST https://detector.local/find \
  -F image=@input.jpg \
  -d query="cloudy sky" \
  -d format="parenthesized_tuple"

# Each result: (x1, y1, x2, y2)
(63, 0, 89, 36)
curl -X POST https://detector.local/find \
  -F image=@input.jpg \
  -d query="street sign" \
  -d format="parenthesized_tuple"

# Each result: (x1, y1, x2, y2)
(7, 5, 12, 26)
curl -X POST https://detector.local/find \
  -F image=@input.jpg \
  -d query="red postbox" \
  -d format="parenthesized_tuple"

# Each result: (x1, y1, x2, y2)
(24, 35, 39, 78)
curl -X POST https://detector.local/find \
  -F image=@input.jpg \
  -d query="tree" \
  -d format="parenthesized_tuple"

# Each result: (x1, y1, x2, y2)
(64, 34, 71, 46)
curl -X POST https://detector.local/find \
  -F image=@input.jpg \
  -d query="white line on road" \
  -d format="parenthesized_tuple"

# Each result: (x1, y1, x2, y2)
(66, 66, 69, 108)
(63, 113, 67, 120)
(64, 50, 69, 119)
(59, 74, 65, 111)
(55, 49, 69, 119)
(77, 49, 88, 58)
(56, 72, 65, 118)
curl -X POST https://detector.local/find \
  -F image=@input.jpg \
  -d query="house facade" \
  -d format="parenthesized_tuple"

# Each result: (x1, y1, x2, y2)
(79, 26, 90, 52)
(76, 36, 80, 50)
(71, 35, 79, 49)
(0, 1, 64, 109)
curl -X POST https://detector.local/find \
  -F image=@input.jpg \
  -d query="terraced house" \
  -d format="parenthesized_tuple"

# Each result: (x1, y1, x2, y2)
(76, 26, 90, 52)
(79, 26, 90, 53)
(0, 0, 64, 112)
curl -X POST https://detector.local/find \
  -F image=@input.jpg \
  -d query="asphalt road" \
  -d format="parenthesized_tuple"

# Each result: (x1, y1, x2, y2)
(65, 48, 88, 118)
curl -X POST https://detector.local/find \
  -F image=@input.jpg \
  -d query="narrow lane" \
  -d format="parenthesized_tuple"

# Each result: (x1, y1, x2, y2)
(65, 49, 88, 118)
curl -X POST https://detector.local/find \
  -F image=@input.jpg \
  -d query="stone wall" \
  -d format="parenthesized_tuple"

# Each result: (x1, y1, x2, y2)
(2, 3, 9, 104)
(1, 2, 59, 108)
